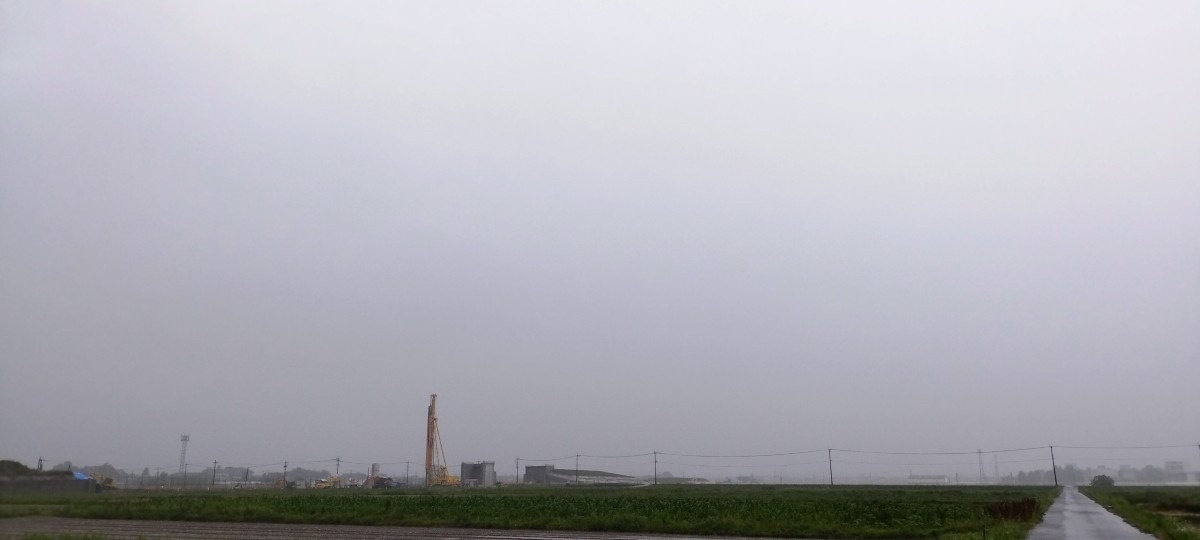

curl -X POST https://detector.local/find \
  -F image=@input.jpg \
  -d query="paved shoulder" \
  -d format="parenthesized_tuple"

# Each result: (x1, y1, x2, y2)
(1027, 487, 1154, 540)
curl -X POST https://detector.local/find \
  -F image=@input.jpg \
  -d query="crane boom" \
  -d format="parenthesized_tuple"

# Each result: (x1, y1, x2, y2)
(425, 394, 437, 484)
(424, 393, 457, 486)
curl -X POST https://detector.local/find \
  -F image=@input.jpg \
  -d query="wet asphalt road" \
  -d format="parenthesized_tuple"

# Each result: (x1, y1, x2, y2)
(1026, 486, 1154, 540)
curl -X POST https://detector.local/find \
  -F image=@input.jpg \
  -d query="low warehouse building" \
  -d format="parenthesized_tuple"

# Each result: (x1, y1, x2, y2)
(523, 465, 640, 485)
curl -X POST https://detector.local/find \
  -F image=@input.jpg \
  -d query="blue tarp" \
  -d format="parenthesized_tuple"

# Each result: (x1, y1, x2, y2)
(72, 471, 90, 480)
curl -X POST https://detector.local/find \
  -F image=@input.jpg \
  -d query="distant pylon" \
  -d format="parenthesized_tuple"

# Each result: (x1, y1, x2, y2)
(178, 435, 190, 474)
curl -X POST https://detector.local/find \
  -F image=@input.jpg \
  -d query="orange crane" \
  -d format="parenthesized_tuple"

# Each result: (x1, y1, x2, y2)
(425, 394, 458, 486)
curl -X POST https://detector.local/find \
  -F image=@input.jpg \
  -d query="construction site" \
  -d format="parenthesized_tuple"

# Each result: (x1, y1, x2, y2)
(287, 393, 488, 490)
(20, 393, 1199, 492)
(21, 393, 636, 493)
(421, 394, 634, 488)
(233, 393, 647, 490)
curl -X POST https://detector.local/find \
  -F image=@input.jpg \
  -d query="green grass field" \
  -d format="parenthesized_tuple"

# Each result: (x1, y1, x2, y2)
(1080, 486, 1200, 540)
(1, 485, 1058, 539)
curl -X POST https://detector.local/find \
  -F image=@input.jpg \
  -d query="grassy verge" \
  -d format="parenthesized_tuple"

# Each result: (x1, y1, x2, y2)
(1080, 486, 1200, 540)
(0, 495, 79, 519)
(6, 485, 1057, 539)
(0, 505, 63, 518)
(21, 535, 110, 540)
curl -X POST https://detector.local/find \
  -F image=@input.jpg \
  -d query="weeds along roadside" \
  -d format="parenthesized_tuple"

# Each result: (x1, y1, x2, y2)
(1080, 486, 1200, 540)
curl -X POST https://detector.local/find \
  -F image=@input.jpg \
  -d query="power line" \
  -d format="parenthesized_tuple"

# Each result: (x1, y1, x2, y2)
(1055, 444, 1197, 450)
(223, 461, 285, 469)
(658, 460, 828, 469)
(343, 459, 423, 466)
(580, 452, 655, 459)
(834, 459, 985, 467)
(290, 458, 337, 465)
(831, 446, 1048, 456)
(661, 449, 824, 458)
(520, 454, 576, 463)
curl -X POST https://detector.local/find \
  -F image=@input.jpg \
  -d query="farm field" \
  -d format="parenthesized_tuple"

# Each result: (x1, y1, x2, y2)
(0, 485, 1058, 539)
(1080, 486, 1200, 540)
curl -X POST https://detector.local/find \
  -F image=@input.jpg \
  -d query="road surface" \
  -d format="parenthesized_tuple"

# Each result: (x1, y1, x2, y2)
(0, 517, 763, 540)
(1026, 486, 1154, 540)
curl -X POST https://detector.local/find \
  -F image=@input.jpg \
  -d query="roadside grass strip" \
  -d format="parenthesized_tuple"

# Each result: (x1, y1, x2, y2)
(1080, 487, 1200, 540)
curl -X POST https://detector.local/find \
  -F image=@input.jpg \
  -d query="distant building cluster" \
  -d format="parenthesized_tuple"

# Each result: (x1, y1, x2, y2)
(1089, 461, 1199, 484)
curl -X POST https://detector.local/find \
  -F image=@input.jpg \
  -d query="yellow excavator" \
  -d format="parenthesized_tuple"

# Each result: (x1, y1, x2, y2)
(425, 394, 459, 486)
(87, 471, 116, 491)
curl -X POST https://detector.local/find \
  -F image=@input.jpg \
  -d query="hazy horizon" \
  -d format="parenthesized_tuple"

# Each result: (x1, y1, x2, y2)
(2, 1, 1197, 481)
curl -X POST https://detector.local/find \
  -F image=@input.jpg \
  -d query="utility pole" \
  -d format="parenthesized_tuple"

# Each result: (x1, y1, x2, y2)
(1049, 446, 1058, 487)
(514, 458, 519, 485)
(283, 461, 288, 486)
(336, 457, 341, 478)
(212, 460, 218, 487)
(978, 449, 985, 484)
(575, 455, 580, 484)
(993, 455, 999, 483)
(243, 468, 249, 485)
(653, 451, 658, 485)
(828, 449, 834, 486)
(406, 461, 411, 488)
(182, 463, 188, 489)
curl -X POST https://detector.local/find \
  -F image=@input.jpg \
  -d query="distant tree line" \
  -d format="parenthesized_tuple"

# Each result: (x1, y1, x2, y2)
(1000, 464, 1185, 485)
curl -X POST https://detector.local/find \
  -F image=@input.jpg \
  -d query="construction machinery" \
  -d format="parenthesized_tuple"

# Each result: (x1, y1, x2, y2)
(85, 471, 116, 492)
(425, 394, 459, 486)
(313, 475, 342, 489)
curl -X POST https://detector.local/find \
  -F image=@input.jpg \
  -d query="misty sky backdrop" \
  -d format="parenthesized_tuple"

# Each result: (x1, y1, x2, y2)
(2, 1, 1198, 480)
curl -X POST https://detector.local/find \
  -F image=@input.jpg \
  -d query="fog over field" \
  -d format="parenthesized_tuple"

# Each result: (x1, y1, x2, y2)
(1, 1, 1197, 479)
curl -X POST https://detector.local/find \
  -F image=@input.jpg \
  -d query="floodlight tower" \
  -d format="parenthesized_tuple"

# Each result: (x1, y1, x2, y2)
(178, 435, 190, 474)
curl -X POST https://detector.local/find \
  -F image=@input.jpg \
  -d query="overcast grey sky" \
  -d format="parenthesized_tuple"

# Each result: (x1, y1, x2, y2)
(2, 1, 1197, 479)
